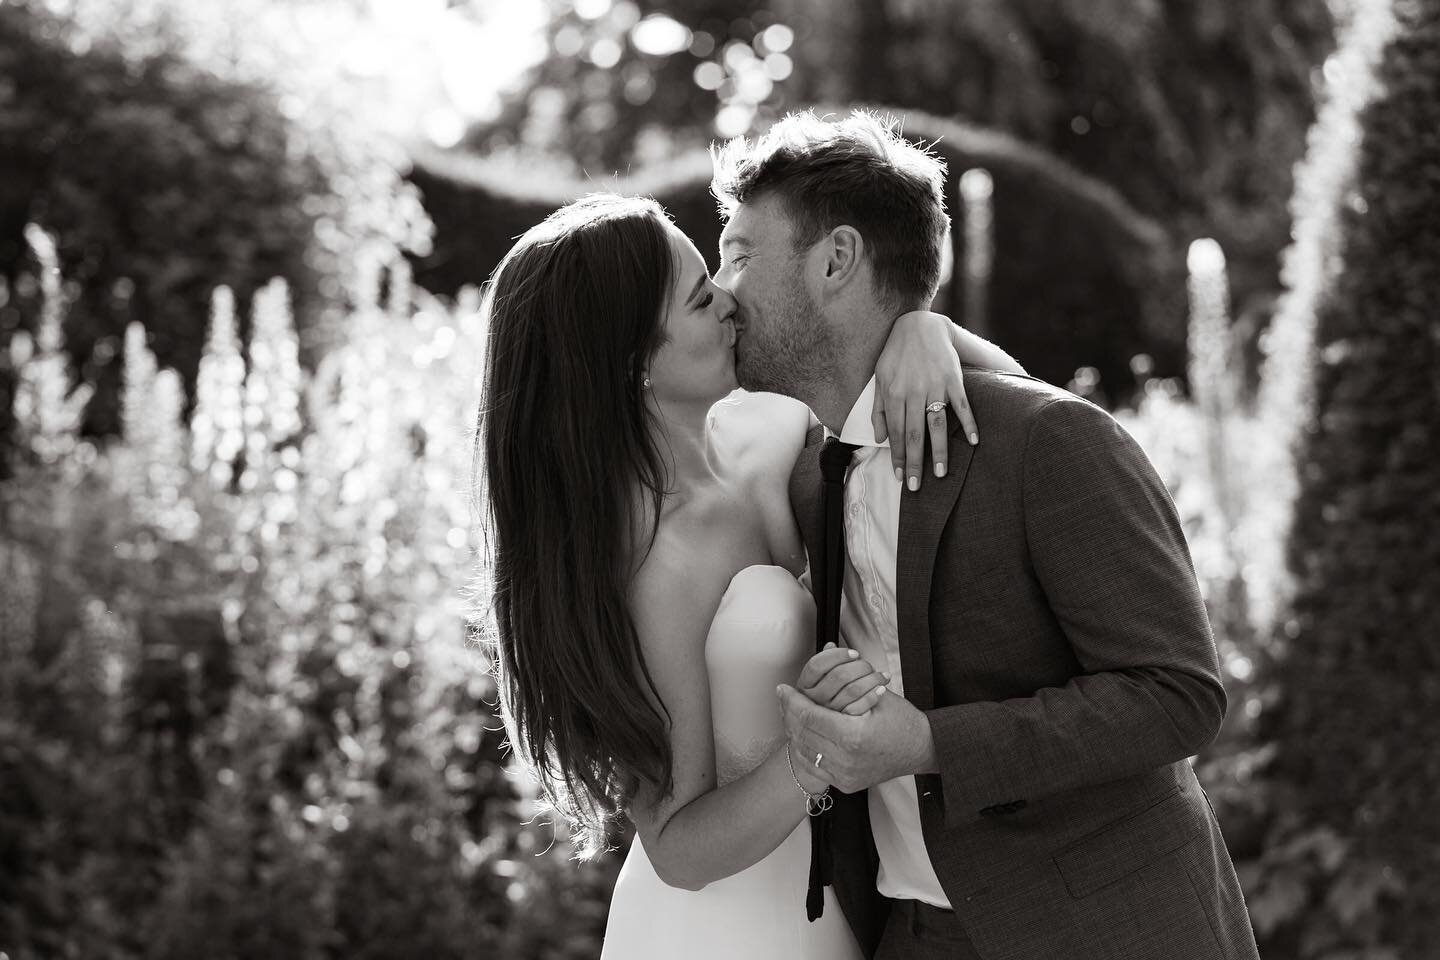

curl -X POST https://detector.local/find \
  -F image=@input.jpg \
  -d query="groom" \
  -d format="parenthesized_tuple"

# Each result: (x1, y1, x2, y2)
(713, 111, 1259, 960)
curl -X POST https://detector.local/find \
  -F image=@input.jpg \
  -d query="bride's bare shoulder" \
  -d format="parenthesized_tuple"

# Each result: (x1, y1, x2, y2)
(708, 389, 815, 473)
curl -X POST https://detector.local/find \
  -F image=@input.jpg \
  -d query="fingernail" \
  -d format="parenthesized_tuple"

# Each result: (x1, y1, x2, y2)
(969, 432, 979, 446)
(824, 642, 835, 650)
(908, 476, 919, 492)
(875, 685, 887, 696)
(776, 685, 786, 696)
(882, 672, 891, 681)
(847, 649, 859, 659)
(894, 467, 903, 483)
(935, 462, 946, 478)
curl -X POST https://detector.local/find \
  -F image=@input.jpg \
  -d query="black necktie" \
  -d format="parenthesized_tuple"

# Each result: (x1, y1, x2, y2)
(808, 435, 859, 921)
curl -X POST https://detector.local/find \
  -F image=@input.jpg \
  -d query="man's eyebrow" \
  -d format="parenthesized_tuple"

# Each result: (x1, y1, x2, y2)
(720, 235, 752, 252)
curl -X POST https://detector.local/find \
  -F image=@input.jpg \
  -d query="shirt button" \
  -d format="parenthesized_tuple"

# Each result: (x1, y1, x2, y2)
(848, 503, 860, 517)
(869, 593, 882, 608)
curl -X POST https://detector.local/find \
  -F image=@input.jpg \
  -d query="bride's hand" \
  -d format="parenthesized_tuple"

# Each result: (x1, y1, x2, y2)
(795, 643, 888, 717)
(873, 310, 978, 491)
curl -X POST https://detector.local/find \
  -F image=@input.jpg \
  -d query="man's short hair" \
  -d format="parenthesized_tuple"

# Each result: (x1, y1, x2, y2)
(711, 110, 950, 309)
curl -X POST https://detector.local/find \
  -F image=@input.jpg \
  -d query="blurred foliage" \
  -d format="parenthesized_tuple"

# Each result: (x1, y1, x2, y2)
(0, 0, 431, 445)
(413, 108, 1187, 405)
(1255, 0, 1440, 953)
(475, 0, 1336, 344)
(0, 233, 615, 958)
(1122, 1, 1440, 954)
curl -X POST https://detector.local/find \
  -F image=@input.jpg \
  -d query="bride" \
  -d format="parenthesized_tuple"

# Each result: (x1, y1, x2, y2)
(475, 193, 1024, 956)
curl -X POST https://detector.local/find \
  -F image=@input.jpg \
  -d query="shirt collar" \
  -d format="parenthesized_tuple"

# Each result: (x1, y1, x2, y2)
(835, 375, 887, 449)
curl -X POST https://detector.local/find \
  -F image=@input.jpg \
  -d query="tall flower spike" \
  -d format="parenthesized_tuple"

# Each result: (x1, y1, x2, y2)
(193, 286, 246, 486)
(241, 279, 302, 489)
(122, 322, 158, 455)
(12, 224, 90, 463)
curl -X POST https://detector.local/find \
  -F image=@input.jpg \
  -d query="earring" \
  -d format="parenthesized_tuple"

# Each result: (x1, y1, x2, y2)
(642, 375, 652, 390)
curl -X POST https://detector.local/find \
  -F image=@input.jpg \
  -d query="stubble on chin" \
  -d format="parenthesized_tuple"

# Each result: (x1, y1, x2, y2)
(734, 350, 785, 395)
(734, 282, 834, 398)
(735, 329, 833, 401)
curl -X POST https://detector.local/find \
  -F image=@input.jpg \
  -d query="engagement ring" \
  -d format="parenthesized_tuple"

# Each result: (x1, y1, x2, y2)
(926, 400, 946, 414)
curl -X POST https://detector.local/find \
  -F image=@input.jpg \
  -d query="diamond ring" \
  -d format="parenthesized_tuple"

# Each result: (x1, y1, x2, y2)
(926, 400, 946, 414)
(814, 752, 824, 768)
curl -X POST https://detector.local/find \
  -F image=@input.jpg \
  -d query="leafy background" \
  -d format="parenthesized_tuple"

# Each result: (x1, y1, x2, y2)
(1, 0, 1436, 957)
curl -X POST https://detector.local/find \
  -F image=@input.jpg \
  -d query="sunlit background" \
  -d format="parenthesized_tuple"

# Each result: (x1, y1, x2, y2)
(1, 0, 1436, 957)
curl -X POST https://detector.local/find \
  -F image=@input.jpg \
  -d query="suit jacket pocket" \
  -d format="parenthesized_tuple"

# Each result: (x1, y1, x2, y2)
(1052, 788, 1203, 898)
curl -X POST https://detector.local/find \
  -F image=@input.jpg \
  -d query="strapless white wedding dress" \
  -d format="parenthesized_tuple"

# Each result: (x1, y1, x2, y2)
(601, 565, 864, 959)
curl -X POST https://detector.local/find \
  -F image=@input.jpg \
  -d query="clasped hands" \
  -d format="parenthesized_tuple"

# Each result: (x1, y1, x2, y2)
(778, 644, 935, 797)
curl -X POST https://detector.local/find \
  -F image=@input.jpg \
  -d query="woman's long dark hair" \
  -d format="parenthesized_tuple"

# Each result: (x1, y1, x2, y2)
(475, 194, 677, 852)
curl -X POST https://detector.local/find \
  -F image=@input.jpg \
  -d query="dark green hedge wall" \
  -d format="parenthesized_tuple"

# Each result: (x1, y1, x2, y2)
(1265, 0, 1440, 953)
(409, 107, 1186, 405)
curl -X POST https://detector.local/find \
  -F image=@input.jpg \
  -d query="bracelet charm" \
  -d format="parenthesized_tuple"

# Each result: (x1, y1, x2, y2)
(786, 744, 833, 817)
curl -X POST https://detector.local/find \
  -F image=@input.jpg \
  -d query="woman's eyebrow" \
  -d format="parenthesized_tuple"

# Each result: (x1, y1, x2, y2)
(685, 272, 707, 305)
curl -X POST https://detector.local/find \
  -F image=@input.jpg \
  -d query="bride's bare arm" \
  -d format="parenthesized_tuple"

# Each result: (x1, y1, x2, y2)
(626, 553, 828, 891)
(874, 311, 1027, 489)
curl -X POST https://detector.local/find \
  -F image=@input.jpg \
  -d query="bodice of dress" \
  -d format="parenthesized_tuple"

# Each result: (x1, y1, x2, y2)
(601, 566, 862, 960)
(705, 565, 815, 787)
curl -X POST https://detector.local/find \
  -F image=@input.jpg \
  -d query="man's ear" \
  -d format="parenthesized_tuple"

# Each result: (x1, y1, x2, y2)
(822, 226, 864, 286)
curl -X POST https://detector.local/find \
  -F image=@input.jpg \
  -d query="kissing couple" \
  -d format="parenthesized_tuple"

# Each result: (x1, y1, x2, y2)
(477, 111, 1260, 960)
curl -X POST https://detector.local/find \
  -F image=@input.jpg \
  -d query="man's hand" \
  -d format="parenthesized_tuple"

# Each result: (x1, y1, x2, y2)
(776, 682, 937, 794)
(797, 643, 889, 716)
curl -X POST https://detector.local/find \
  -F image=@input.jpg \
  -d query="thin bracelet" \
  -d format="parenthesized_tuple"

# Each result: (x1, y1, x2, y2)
(786, 743, 834, 816)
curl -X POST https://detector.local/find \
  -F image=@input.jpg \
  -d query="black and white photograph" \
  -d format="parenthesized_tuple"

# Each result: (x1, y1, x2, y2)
(1, 0, 1435, 957)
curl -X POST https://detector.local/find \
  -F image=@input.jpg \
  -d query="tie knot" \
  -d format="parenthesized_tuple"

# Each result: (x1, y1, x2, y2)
(820, 436, 859, 482)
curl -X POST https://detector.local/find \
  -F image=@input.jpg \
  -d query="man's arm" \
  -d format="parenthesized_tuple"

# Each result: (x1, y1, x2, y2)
(925, 395, 1226, 829)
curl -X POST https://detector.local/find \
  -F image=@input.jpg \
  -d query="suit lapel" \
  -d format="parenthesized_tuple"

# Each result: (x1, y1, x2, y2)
(895, 417, 973, 712)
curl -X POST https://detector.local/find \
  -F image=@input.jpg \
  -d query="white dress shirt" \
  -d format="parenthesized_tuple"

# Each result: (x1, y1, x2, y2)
(834, 377, 952, 908)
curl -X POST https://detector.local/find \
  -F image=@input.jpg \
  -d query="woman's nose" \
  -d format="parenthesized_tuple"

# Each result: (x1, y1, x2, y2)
(718, 287, 738, 321)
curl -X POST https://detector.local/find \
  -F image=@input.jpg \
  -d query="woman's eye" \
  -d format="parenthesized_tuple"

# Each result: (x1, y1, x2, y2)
(697, 291, 714, 309)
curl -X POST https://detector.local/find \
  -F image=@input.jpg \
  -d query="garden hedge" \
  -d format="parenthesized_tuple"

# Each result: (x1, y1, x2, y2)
(1263, 0, 1440, 953)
